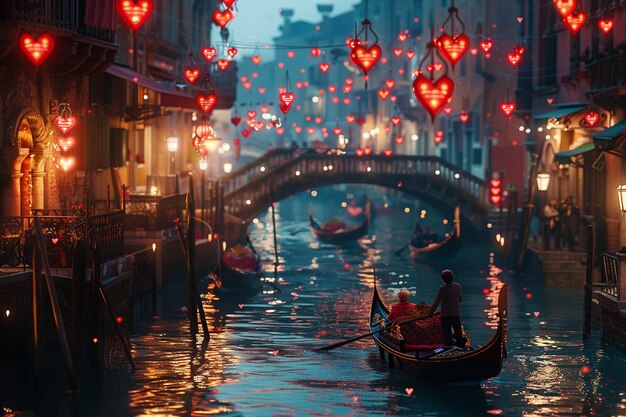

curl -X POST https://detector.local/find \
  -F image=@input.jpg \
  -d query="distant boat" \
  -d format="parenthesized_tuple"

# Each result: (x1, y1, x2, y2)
(220, 237, 262, 292)
(310, 203, 370, 244)
(408, 206, 461, 259)
(369, 281, 508, 384)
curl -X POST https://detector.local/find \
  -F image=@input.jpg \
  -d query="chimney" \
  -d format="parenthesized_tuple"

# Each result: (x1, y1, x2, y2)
(317, 4, 333, 20)
(279, 8, 294, 33)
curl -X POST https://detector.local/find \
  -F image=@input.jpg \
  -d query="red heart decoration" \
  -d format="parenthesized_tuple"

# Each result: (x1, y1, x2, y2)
(584, 111, 599, 127)
(547, 98, 554, 104)
(443, 106, 453, 115)
(398, 33, 408, 42)
(598, 18, 614, 35)
(460, 112, 469, 123)
(247, 110, 257, 119)
(343, 85, 352, 93)
(241, 129, 251, 138)
(383, 149, 393, 157)
(314, 117, 323, 124)
(553, 0, 577, 17)
(231, 116, 241, 126)
(347, 38, 362, 50)
(436, 33, 469, 67)
(51, 237, 59, 245)
(287, 51, 295, 58)
(57, 137, 74, 151)
(243, 81, 252, 90)
(378, 89, 390, 100)
(258, 87, 266, 94)
(394, 136, 404, 144)
(346, 115, 355, 124)
(356, 149, 364, 157)
(356, 118, 365, 126)
(343, 98, 351, 105)
(406, 51, 415, 59)
(54, 116, 76, 134)
(260, 105, 269, 113)
(294, 126, 302, 133)
(253, 121, 264, 131)
(217, 59, 229, 70)
(385, 79, 396, 89)
(310, 47, 322, 57)
(393, 48, 403, 57)
(364, 146, 372, 155)
(334, 127, 342, 135)
(279, 104, 291, 115)
(500, 102, 516, 117)
(405, 388, 414, 396)
(490, 195, 502, 205)
(319, 62, 330, 73)
(19, 33, 55, 66)
(307, 127, 316, 135)
(412, 74, 455, 121)
(196, 94, 218, 113)
(490, 179, 501, 188)
(391, 116, 401, 125)
(222, 0, 236, 8)
(480, 39, 493, 53)
(227, 47, 238, 58)
(351, 44, 382, 75)
(251, 55, 262, 64)
(212, 8, 233, 29)
(331, 97, 339, 104)
(202, 47, 217, 62)
(426, 63, 443, 73)
(507, 51, 521, 67)
(183, 67, 199, 84)
(275, 127, 285, 135)
(116, 0, 154, 31)
(563, 10, 587, 35)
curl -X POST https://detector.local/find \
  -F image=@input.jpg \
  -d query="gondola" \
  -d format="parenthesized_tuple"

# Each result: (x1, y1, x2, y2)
(309, 203, 370, 244)
(219, 237, 262, 292)
(369, 282, 507, 385)
(408, 206, 461, 259)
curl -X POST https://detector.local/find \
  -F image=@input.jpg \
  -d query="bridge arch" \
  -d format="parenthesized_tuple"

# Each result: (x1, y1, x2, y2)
(220, 149, 489, 231)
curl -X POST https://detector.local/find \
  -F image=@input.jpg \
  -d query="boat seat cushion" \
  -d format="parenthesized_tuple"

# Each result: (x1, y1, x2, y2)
(392, 302, 445, 348)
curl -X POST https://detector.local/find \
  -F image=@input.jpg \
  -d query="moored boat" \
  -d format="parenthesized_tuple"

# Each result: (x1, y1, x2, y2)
(310, 203, 370, 244)
(368, 282, 508, 385)
(220, 237, 262, 292)
(408, 206, 461, 259)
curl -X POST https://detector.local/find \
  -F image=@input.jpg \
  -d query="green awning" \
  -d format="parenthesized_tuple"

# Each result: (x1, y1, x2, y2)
(533, 105, 586, 121)
(593, 120, 626, 148)
(555, 142, 596, 164)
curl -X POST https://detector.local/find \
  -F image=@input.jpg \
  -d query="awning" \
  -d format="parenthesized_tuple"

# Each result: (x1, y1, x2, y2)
(105, 64, 196, 109)
(533, 105, 586, 121)
(593, 120, 626, 148)
(555, 142, 595, 164)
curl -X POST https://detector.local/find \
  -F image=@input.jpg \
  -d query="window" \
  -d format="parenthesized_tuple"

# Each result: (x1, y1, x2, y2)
(472, 148, 482, 165)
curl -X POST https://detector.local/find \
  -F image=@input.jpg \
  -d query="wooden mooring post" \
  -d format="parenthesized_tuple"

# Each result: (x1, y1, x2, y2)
(583, 222, 595, 341)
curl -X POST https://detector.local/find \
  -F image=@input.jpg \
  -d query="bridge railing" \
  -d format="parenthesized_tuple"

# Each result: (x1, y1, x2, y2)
(221, 149, 488, 218)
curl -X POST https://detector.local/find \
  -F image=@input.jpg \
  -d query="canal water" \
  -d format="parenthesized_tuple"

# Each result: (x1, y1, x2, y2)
(4, 185, 626, 417)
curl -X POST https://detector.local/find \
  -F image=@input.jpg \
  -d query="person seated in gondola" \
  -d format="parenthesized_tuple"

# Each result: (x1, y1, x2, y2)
(321, 218, 347, 233)
(388, 289, 417, 321)
(420, 226, 440, 246)
(410, 220, 424, 246)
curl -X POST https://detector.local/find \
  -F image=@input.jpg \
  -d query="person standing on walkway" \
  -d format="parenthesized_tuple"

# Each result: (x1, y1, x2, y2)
(429, 269, 465, 348)
(542, 198, 561, 250)
(560, 196, 581, 251)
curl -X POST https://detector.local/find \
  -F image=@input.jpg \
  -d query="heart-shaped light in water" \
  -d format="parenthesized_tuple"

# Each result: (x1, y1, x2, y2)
(436, 33, 469, 67)
(196, 94, 218, 113)
(480, 38, 493, 53)
(116, 0, 154, 31)
(251, 55, 262, 64)
(563, 10, 586, 35)
(201, 47, 217, 62)
(227, 47, 238, 58)
(54, 116, 76, 134)
(183, 67, 199, 84)
(412, 74, 455, 121)
(598, 18, 614, 35)
(19, 33, 55, 67)
(57, 136, 75, 152)
(378, 89, 390, 100)
(212, 8, 233, 28)
(351, 44, 382, 75)
(584, 111, 599, 127)
(553, 0, 577, 17)
(319, 62, 330, 73)
(500, 101, 516, 117)
(507, 51, 521, 67)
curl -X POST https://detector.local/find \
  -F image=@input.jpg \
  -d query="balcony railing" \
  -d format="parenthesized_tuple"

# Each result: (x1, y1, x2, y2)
(587, 54, 626, 92)
(125, 194, 185, 232)
(0, 210, 124, 269)
(0, 0, 115, 43)
(600, 253, 619, 298)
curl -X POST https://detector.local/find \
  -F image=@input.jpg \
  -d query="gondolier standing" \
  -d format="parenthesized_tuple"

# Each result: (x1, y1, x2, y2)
(429, 269, 466, 348)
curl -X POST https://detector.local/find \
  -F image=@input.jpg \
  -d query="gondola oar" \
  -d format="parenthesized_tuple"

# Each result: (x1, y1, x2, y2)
(315, 313, 432, 351)
(394, 243, 409, 256)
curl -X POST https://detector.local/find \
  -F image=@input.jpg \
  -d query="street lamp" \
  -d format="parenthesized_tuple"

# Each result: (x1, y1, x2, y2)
(166, 136, 179, 175)
(618, 184, 626, 212)
(223, 162, 233, 174)
(536, 173, 551, 191)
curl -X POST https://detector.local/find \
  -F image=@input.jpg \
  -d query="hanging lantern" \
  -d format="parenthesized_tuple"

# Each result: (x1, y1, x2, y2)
(480, 38, 493, 53)
(618, 185, 626, 212)
(459, 112, 469, 123)
(19, 33, 55, 67)
(507, 50, 522, 67)
(216, 59, 230, 71)
(222, 0, 237, 8)
(435, 0, 469, 68)
(348, 9, 382, 88)
(116, 0, 154, 31)
(54, 103, 76, 134)
(500, 101, 516, 117)
(212, 7, 234, 29)
(553, 0, 577, 18)
(536, 173, 551, 191)
(201, 47, 217, 62)
(251, 55, 262, 65)
(227, 47, 238, 58)
(598, 17, 614, 35)
(279, 71, 295, 115)
(412, 33, 454, 122)
(584, 111, 599, 127)
(196, 94, 218, 113)
(563, 10, 587, 35)
(319, 62, 330, 73)
(183, 53, 200, 84)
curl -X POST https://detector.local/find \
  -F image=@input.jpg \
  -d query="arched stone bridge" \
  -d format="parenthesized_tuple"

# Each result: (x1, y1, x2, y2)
(220, 148, 489, 230)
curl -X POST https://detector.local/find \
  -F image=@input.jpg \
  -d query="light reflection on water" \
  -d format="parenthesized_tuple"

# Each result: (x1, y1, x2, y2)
(5, 185, 626, 416)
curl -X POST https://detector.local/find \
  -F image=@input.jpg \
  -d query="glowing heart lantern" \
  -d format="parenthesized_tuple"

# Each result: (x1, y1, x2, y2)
(500, 101, 516, 117)
(412, 73, 454, 122)
(196, 94, 218, 113)
(279, 92, 295, 114)
(584, 111, 599, 127)
(19, 33, 55, 67)
(507, 50, 522, 67)
(184, 67, 200, 84)
(563, 10, 586, 36)
(436, 33, 469, 67)
(480, 38, 493, 53)
(598, 18, 614, 35)
(201, 47, 217, 62)
(553, 0, 577, 17)
(213, 8, 234, 28)
(350, 44, 382, 76)
(116, 0, 153, 31)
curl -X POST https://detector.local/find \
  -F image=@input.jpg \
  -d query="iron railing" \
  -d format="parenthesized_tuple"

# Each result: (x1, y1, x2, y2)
(124, 194, 186, 231)
(0, 210, 124, 269)
(587, 54, 626, 92)
(600, 253, 619, 298)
